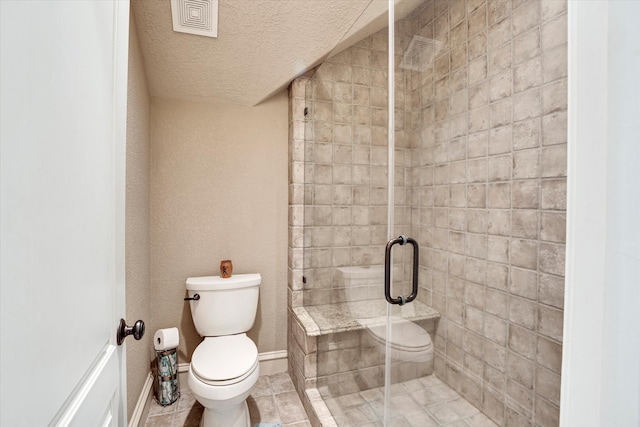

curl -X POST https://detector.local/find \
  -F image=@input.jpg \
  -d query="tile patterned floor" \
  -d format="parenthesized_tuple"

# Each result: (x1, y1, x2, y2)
(144, 373, 496, 427)
(316, 375, 498, 427)
(144, 373, 310, 427)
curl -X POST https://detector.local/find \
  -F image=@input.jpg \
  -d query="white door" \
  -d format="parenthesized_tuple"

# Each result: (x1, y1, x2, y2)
(0, 1, 130, 426)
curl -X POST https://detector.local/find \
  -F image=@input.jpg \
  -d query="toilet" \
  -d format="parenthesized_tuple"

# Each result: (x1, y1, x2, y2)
(186, 273, 261, 427)
(337, 266, 434, 367)
(366, 316, 434, 364)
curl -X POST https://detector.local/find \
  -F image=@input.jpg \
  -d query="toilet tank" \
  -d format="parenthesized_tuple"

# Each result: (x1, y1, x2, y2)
(186, 273, 260, 337)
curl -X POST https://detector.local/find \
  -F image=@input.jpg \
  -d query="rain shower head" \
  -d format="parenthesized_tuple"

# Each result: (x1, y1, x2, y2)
(399, 36, 442, 72)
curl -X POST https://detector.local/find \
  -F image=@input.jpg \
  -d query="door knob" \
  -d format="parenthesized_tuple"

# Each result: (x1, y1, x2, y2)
(117, 318, 145, 346)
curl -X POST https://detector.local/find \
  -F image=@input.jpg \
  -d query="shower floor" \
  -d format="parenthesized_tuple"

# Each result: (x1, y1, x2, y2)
(309, 375, 498, 427)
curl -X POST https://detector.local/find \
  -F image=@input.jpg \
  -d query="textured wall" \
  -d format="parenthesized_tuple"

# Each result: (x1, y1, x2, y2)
(406, 1, 567, 425)
(125, 10, 151, 421)
(150, 93, 289, 363)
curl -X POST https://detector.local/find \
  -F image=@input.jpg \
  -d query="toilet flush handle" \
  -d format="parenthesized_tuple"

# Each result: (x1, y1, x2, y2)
(184, 293, 200, 301)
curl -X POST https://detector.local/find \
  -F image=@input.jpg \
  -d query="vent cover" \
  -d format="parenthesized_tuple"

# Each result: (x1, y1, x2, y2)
(399, 36, 442, 72)
(170, 0, 218, 38)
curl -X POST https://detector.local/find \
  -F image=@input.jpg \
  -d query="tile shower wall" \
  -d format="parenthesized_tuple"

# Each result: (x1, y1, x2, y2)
(295, 29, 417, 307)
(406, 1, 567, 426)
(288, 0, 567, 426)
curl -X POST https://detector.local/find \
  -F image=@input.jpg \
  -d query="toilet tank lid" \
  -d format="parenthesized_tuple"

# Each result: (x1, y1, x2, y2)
(186, 273, 261, 290)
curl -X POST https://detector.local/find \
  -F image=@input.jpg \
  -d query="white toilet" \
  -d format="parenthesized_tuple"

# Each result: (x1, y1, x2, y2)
(337, 266, 434, 366)
(185, 273, 261, 427)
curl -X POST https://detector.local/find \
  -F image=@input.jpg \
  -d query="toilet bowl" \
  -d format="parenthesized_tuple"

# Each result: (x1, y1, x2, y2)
(336, 266, 434, 365)
(366, 316, 434, 363)
(186, 274, 261, 427)
(188, 335, 259, 426)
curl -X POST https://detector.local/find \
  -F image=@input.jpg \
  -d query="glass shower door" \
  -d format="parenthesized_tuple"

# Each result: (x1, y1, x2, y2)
(382, 0, 440, 424)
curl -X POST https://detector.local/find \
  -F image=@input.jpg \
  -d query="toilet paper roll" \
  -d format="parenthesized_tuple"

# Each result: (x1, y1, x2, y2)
(154, 327, 179, 351)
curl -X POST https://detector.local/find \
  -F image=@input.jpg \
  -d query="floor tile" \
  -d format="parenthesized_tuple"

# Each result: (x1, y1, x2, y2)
(144, 373, 310, 427)
(145, 413, 174, 427)
(270, 372, 297, 394)
(275, 391, 308, 424)
(143, 372, 499, 427)
(248, 395, 279, 424)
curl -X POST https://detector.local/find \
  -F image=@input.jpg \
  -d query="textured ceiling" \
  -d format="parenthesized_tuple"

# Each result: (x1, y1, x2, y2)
(132, 0, 421, 106)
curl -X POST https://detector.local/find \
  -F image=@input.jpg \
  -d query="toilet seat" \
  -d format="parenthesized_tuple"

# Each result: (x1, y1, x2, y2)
(191, 334, 259, 386)
(367, 317, 433, 352)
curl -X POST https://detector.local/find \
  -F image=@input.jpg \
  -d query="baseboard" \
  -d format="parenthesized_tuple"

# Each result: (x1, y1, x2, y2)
(258, 350, 289, 375)
(128, 372, 153, 427)
(131, 350, 288, 426)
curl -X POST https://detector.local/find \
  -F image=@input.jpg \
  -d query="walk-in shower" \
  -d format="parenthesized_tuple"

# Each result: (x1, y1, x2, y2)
(288, 0, 568, 425)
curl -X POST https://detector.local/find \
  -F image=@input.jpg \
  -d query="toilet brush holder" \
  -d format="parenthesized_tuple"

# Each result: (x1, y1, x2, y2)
(153, 348, 180, 406)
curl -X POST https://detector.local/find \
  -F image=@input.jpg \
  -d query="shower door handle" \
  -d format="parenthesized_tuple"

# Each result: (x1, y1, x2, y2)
(384, 235, 419, 305)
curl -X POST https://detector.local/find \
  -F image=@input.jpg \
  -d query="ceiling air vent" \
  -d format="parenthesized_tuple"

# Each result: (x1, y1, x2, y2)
(170, 0, 218, 38)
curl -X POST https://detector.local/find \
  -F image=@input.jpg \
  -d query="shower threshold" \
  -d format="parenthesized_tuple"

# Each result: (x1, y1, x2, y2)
(305, 374, 498, 427)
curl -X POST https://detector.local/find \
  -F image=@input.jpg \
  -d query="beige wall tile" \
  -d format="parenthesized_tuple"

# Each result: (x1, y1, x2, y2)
(512, 118, 540, 151)
(539, 273, 564, 309)
(541, 13, 567, 51)
(539, 242, 565, 276)
(468, 4, 487, 34)
(512, 179, 540, 209)
(535, 396, 560, 427)
(541, 0, 567, 21)
(510, 267, 538, 300)
(514, 30, 541, 65)
(507, 351, 534, 390)
(542, 79, 567, 115)
(486, 261, 509, 291)
(488, 209, 511, 236)
(514, 57, 542, 93)
(509, 324, 536, 360)
(512, 209, 539, 239)
(512, 0, 540, 37)
(541, 212, 566, 243)
(489, 1, 512, 27)
(541, 144, 567, 177)
(509, 296, 538, 330)
(468, 184, 488, 208)
(468, 37, 487, 66)
(536, 367, 561, 405)
(538, 304, 563, 341)
(467, 209, 488, 233)
(490, 99, 513, 129)
(513, 88, 541, 122)
(541, 178, 566, 210)
(512, 149, 538, 179)
(487, 235, 510, 264)
(489, 71, 513, 102)
(510, 239, 538, 269)
(488, 154, 513, 181)
(485, 313, 509, 346)
(488, 183, 512, 208)
(543, 44, 568, 83)
(507, 379, 534, 415)
(536, 336, 563, 373)
(540, 113, 565, 150)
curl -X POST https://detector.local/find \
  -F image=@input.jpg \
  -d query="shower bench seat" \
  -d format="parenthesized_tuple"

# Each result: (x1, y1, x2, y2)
(292, 299, 440, 336)
(289, 300, 441, 425)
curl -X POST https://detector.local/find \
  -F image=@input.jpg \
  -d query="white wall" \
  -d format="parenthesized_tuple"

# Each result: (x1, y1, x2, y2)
(562, 1, 640, 425)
